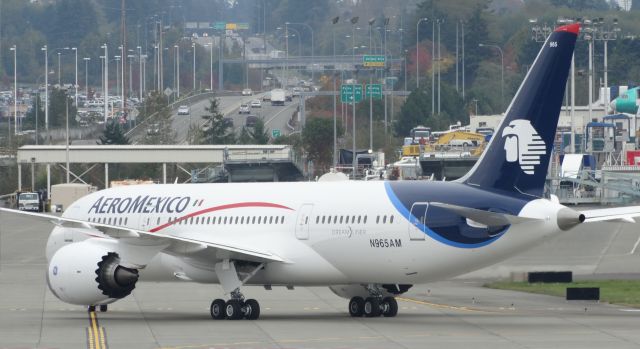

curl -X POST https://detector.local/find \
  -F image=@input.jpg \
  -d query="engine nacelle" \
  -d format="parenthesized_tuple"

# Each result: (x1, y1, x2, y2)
(47, 240, 139, 306)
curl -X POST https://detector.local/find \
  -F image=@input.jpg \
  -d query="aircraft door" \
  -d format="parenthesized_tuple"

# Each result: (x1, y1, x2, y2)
(295, 204, 314, 240)
(408, 202, 429, 240)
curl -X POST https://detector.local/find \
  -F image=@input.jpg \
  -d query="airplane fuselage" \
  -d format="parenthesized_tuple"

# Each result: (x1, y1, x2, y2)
(49, 181, 565, 287)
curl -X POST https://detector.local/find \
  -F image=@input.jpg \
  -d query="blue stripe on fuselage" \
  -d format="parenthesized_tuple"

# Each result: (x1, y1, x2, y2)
(384, 181, 529, 249)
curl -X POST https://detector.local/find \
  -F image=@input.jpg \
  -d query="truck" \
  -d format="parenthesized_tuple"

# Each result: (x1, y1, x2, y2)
(270, 88, 286, 106)
(17, 192, 41, 212)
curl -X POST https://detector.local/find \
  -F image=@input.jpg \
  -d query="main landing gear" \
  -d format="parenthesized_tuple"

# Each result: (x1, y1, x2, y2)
(210, 260, 264, 320)
(210, 290, 260, 320)
(348, 285, 398, 318)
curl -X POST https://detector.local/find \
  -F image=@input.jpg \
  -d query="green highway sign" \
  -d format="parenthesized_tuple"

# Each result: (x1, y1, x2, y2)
(365, 84, 383, 99)
(340, 84, 363, 103)
(363, 55, 386, 67)
(272, 129, 281, 138)
(213, 22, 226, 30)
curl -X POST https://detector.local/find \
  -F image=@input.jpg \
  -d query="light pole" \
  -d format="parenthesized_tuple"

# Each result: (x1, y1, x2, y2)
(57, 52, 62, 86)
(350, 16, 358, 175)
(72, 47, 77, 107)
(41, 45, 49, 133)
(332, 15, 339, 167)
(368, 17, 375, 151)
(192, 42, 196, 91)
(479, 43, 504, 112)
(416, 18, 428, 89)
(102, 43, 108, 122)
(175, 44, 180, 98)
(128, 55, 135, 99)
(83, 57, 90, 97)
(205, 43, 213, 91)
(10, 45, 16, 135)
(119, 45, 124, 111)
(114, 55, 121, 107)
(137, 46, 143, 102)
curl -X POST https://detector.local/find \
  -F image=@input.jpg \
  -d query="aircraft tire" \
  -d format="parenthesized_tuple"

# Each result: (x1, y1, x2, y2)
(363, 297, 382, 317)
(244, 299, 260, 320)
(382, 297, 398, 317)
(348, 297, 365, 317)
(225, 300, 244, 320)
(210, 299, 226, 320)
(99, 304, 108, 312)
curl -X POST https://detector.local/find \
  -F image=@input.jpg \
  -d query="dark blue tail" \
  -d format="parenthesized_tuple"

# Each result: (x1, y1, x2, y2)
(462, 24, 579, 198)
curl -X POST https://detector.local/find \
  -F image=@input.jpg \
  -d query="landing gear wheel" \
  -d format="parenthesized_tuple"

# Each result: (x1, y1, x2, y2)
(382, 297, 398, 317)
(363, 297, 382, 317)
(99, 304, 108, 312)
(225, 300, 244, 320)
(244, 299, 260, 320)
(88, 305, 96, 312)
(348, 297, 365, 317)
(210, 299, 226, 320)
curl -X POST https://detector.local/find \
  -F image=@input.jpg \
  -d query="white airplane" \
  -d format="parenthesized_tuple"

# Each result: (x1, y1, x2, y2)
(3, 23, 640, 321)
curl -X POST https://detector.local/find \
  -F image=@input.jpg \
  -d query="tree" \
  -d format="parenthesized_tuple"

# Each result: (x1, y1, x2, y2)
(200, 97, 235, 144)
(48, 88, 77, 128)
(98, 119, 130, 145)
(247, 119, 270, 144)
(303, 117, 340, 171)
(138, 92, 175, 144)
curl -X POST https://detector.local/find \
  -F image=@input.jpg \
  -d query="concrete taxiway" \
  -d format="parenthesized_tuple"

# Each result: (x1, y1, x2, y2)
(2, 210, 640, 348)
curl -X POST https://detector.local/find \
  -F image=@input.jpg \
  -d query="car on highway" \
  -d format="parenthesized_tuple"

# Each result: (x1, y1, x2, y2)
(238, 103, 250, 114)
(250, 99, 261, 108)
(177, 105, 190, 115)
(262, 92, 271, 102)
(242, 88, 253, 96)
(245, 115, 259, 127)
(222, 117, 234, 128)
(147, 123, 160, 135)
(285, 90, 293, 102)
(292, 87, 302, 97)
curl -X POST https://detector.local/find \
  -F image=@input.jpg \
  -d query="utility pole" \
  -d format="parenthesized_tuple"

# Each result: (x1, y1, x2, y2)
(368, 17, 375, 151)
(121, 0, 127, 115)
(455, 22, 459, 92)
(462, 21, 465, 99)
(437, 19, 441, 114)
(431, 20, 435, 115)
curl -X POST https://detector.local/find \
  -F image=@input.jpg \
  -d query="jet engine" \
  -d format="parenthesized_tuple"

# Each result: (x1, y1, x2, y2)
(47, 240, 139, 306)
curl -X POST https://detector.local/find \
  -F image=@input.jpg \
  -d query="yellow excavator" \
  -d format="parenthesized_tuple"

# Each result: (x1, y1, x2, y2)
(402, 131, 488, 157)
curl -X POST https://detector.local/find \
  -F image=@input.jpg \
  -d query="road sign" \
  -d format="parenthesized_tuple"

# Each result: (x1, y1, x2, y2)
(213, 22, 226, 30)
(163, 87, 173, 97)
(272, 129, 281, 138)
(340, 84, 363, 103)
(363, 55, 386, 68)
(365, 84, 383, 99)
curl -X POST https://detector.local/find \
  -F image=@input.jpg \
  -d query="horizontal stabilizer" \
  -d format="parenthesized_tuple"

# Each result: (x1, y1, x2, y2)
(580, 206, 640, 223)
(0, 207, 285, 263)
(429, 202, 540, 227)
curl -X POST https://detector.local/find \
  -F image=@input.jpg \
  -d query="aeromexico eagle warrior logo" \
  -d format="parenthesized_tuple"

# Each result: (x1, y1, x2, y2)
(502, 119, 546, 175)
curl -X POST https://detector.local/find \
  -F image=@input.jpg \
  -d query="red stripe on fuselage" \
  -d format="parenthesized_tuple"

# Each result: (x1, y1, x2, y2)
(148, 202, 293, 232)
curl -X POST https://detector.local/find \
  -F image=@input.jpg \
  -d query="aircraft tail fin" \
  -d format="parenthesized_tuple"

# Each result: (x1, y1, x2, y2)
(461, 23, 580, 198)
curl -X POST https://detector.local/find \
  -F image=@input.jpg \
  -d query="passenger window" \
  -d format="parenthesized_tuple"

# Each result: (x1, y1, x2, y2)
(352, 216, 356, 223)
(270, 216, 273, 224)
(316, 216, 319, 224)
(322, 216, 326, 224)
(390, 215, 394, 223)
(304, 216, 308, 224)
(281, 216, 285, 224)
(258, 216, 262, 224)
(357, 216, 361, 224)
(364, 216, 367, 224)
(383, 215, 387, 224)
(235, 217, 239, 224)
(224, 217, 227, 224)
(125, 217, 128, 225)
(252, 216, 256, 224)
(334, 216, 338, 224)
(339, 216, 343, 224)
(156, 217, 160, 225)
(376, 215, 380, 224)
(241, 217, 244, 224)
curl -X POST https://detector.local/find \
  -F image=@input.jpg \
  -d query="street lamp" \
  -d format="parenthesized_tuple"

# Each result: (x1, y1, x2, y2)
(10, 45, 16, 135)
(174, 44, 180, 98)
(416, 18, 428, 89)
(331, 15, 339, 168)
(350, 16, 358, 175)
(83, 57, 91, 97)
(192, 42, 196, 91)
(368, 17, 375, 151)
(114, 55, 121, 106)
(71, 47, 77, 108)
(41, 45, 49, 133)
(101, 43, 108, 123)
(478, 43, 504, 112)
(137, 46, 143, 102)
(205, 43, 213, 91)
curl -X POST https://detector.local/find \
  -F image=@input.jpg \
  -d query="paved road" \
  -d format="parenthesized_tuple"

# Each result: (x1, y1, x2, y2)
(2, 211, 640, 348)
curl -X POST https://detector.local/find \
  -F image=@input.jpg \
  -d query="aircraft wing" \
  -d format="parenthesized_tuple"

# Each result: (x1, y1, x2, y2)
(0, 207, 285, 263)
(429, 202, 541, 227)
(580, 206, 640, 223)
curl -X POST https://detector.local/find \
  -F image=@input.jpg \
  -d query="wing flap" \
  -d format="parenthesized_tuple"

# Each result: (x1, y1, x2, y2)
(0, 207, 285, 263)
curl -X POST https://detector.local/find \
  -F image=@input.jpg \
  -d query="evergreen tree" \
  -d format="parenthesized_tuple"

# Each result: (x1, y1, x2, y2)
(98, 119, 130, 145)
(48, 88, 77, 128)
(200, 97, 235, 144)
(247, 119, 270, 145)
(22, 95, 45, 130)
(302, 117, 337, 171)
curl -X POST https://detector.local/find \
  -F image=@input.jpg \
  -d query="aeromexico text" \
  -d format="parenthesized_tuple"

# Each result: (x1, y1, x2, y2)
(88, 196, 191, 214)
